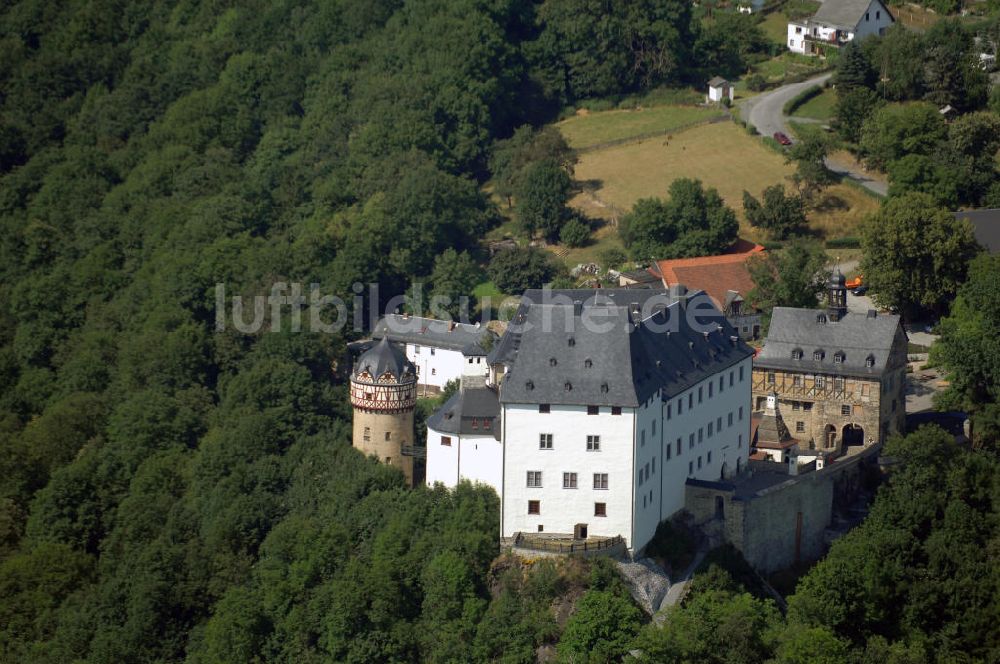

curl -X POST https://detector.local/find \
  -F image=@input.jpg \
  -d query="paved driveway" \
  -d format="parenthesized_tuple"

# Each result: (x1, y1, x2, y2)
(739, 73, 888, 197)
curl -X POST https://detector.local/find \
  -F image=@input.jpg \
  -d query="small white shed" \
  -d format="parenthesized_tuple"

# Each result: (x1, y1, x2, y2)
(707, 77, 734, 104)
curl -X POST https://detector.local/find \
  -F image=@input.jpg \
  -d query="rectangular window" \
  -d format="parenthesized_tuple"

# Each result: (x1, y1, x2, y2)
(698, 386, 703, 403)
(471, 418, 478, 430)
(595, 502, 607, 517)
(739, 406, 744, 420)
(528, 500, 540, 515)
(842, 405, 851, 416)
(709, 382, 713, 398)
(698, 428, 704, 443)
(563, 472, 578, 489)
(689, 394, 693, 409)
(587, 435, 601, 452)
(803, 402, 813, 411)
(430, 348, 435, 355)
(431, 368, 436, 375)
(708, 422, 714, 437)
(441, 436, 452, 446)
(740, 366, 745, 381)
(676, 438, 682, 456)
(414, 345, 421, 354)
(796, 421, 805, 433)
(539, 433, 553, 449)
(689, 433, 695, 449)
(835, 377, 845, 390)
(587, 405, 599, 415)
(645, 463, 650, 480)
(678, 399, 683, 414)
(637, 469, 643, 487)
(767, 371, 776, 384)
(698, 456, 702, 469)
(793, 375, 803, 387)
(739, 434, 743, 448)
(728, 413, 733, 427)
(707, 451, 712, 464)
(483, 419, 491, 430)
(527, 471, 542, 487)
(792, 401, 800, 411)
(539, 404, 550, 413)
(720, 376, 725, 392)
(666, 445, 672, 460)
(611, 406, 622, 416)
(689, 461, 694, 475)
(717, 416, 722, 431)
(594, 473, 608, 490)
(815, 376, 826, 389)
(667, 404, 672, 420)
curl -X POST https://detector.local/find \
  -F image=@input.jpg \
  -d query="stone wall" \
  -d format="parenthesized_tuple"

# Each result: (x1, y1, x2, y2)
(353, 409, 415, 486)
(685, 448, 876, 573)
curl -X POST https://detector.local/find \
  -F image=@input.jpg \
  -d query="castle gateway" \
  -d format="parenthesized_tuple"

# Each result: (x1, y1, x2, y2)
(752, 272, 908, 455)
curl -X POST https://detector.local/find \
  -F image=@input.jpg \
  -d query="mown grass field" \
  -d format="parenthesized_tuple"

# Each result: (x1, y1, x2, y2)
(556, 105, 724, 150)
(568, 120, 877, 243)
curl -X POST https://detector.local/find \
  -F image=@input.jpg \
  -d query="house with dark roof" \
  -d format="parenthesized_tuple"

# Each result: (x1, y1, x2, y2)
(648, 242, 765, 339)
(371, 314, 495, 391)
(954, 208, 1000, 254)
(752, 273, 908, 457)
(492, 288, 755, 554)
(425, 343, 502, 492)
(787, 0, 894, 55)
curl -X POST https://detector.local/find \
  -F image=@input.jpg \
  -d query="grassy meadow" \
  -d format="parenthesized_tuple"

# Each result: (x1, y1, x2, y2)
(556, 105, 725, 150)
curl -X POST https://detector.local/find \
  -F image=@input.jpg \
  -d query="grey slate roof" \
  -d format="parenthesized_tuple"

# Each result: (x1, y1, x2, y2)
(493, 289, 753, 407)
(708, 77, 728, 87)
(954, 208, 1000, 254)
(426, 386, 500, 439)
(811, 0, 890, 29)
(755, 307, 906, 377)
(353, 337, 416, 382)
(372, 314, 494, 353)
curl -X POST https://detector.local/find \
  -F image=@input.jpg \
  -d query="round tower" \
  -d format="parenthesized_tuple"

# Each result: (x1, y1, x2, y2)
(350, 337, 417, 486)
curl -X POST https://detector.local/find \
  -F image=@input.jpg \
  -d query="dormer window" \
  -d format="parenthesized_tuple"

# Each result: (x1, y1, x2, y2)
(834, 352, 845, 364)
(816, 314, 827, 324)
(866, 355, 875, 368)
(792, 349, 803, 360)
(813, 350, 824, 361)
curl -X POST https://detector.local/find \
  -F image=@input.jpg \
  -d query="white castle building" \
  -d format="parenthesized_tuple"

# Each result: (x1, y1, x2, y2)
(372, 314, 495, 391)
(425, 289, 754, 554)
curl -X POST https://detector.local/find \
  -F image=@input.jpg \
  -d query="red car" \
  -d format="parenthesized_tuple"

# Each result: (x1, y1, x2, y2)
(773, 131, 792, 146)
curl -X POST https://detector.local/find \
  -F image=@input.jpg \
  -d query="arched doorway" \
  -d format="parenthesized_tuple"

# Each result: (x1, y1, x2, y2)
(842, 424, 864, 448)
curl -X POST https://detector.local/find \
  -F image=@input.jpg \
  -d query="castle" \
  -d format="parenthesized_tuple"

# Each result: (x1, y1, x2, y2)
(348, 280, 908, 566)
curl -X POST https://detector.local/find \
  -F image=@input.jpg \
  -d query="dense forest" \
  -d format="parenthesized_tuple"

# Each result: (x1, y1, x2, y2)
(0, 0, 998, 662)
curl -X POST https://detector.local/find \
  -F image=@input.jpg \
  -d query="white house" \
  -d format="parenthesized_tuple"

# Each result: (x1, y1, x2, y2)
(425, 344, 502, 492)
(787, 0, 894, 55)
(489, 289, 754, 554)
(371, 314, 495, 391)
(707, 77, 734, 104)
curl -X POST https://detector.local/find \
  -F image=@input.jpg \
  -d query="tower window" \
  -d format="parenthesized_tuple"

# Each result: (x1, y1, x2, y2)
(441, 436, 451, 446)
(385, 431, 391, 441)
(595, 502, 607, 517)
(528, 500, 540, 515)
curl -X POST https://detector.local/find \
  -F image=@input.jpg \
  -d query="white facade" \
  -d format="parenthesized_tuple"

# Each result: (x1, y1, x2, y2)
(787, 0, 893, 54)
(426, 427, 503, 493)
(500, 356, 753, 553)
(405, 343, 465, 390)
(707, 82, 734, 103)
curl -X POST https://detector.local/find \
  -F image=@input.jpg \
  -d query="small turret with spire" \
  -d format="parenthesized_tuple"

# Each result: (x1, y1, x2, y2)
(826, 268, 847, 322)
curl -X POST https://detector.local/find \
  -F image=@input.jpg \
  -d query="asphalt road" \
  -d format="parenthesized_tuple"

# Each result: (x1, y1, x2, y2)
(738, 73, 889, 197)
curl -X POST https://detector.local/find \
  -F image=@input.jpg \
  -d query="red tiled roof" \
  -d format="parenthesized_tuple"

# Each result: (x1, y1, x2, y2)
(648, 241, 764, 309)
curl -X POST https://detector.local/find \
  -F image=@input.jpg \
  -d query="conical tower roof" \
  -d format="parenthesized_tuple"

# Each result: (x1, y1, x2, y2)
(353, 337, 415, 383)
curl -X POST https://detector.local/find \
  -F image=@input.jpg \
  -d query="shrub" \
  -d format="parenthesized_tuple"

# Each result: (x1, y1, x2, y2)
(559, 217, 591, 247)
